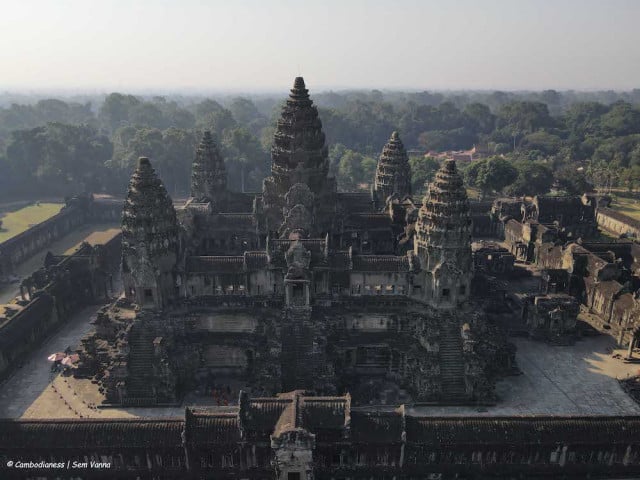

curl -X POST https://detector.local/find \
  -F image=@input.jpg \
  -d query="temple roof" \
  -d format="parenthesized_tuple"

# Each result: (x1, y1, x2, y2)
(121, 157, 179, 258)
(344, 213, 393, 230)
(5, 397, 640, 449)
(0, 418, 184, 449)
(352, 255, 410, 272)
(186, 256, 244, 274)
(185, 409, 241, 445)
(270, 77, 329, 194)
(191, 131, 226, 203)
(374, 130, 412, 201)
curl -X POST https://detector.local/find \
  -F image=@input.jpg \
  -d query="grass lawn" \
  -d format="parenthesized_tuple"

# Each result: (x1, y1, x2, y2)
(610, 196, 640, 221)
(0, 203, 64, 243)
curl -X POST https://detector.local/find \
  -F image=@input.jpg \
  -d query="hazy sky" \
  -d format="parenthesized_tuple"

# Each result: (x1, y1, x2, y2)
(1, 0, 639, 92)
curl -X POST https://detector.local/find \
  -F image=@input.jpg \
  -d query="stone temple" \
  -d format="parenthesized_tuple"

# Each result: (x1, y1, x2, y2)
(78, 77, 511, 406)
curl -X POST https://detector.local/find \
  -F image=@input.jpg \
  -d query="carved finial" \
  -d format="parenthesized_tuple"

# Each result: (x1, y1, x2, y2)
(293, 76, 306, 90)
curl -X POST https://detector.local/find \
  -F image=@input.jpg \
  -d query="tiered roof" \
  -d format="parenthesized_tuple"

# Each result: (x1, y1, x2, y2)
(191, 131, 226, 203)
(415, 159, 472, 255)
(121, 157, 179, 259)
(270, 77, 329, 194)
(374, 131, 412, 202)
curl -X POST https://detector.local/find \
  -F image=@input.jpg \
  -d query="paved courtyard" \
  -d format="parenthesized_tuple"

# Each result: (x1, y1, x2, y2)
(410, 335, 640, 416)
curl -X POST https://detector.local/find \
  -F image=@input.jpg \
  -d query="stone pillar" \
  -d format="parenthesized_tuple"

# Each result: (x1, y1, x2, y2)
(285, 284, 291, 306)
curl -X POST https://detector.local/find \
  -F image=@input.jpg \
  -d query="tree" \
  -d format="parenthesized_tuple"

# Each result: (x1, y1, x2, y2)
(621, 165, 640, 192)
(554, 165, 594, 195)
(228, 97, 266, 133)
(497, 101, 554, 135)
(161, 128, 197, 195)
(521, 131, 562, 156)
(600, 101, 640, 137)
(464, 157, 518, 197)
(504, 161, 554, 196)
(336, 150, 376, 191)
(98, 93, 140, 132)
(463, 103, 495, 134)
(4, 123, 112, 195)
(409, 156, 440, 195)
(128, 102, 166, 129)
(221, 127, 268, 192)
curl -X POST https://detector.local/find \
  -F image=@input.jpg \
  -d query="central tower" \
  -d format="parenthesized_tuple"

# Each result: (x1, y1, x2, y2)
(262, 77, 336, 236)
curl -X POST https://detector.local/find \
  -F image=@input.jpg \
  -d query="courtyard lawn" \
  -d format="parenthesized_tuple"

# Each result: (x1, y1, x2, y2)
(611, 196, 640, 221)
(0, 203, 64, 243)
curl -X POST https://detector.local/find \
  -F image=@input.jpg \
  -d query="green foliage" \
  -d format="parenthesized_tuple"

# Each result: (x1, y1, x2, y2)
(464, 157, 518, 197)
(600, 101, 640, 136)
(336, 149, 377, 191)
(409, 156, 440, 196)
(2, 88, 640, 200)
(497, 101, 555, 134)
(4, 123, 112, 196)
(620, 165, 640, 192)
(521, 131, 562, 156)
(504, 161, 554, 196)
(554, 165, 594, 195)
(220, 127, 269, 192)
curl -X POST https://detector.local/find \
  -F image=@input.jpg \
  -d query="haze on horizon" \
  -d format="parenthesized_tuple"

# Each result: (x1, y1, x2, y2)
(1, 0, 639, 93)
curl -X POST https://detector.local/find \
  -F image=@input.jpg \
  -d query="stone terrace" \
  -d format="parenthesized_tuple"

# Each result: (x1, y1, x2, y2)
(1, 305, 640, 419)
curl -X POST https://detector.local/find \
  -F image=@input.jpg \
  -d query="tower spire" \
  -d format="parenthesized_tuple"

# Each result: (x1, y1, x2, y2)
(191, 130, 226, 206)
(262, 77, 335, 234)
(414, 159, 472, 307)
(373, 130, 412, 204)
(122, 157, 179, 309)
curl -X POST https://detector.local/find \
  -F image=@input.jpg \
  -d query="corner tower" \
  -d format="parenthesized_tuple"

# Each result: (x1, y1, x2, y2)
(414, 159, 472, 307)
(373, 131, 412, 204)
(122, 157, 179, 309)
(262, 77, 335, 235)
(190, 131, 226, 208)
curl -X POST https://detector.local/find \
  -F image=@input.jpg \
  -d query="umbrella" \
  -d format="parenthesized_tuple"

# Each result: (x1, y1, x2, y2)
(47, 353, 66, 362)
(61, 354, 80, 366)
(60, 357, 74, 367)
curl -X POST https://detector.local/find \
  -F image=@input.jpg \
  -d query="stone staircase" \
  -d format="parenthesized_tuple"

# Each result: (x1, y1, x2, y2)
(439, 319, 467, 400)
(125, 322, 157, 404)
(281, 307, 313, 390)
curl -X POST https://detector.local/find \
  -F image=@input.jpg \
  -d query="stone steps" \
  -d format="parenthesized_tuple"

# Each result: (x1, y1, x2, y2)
(126, 324, 157, 398)
(439, 320, 466, 398)
(281, 307, 314, 390)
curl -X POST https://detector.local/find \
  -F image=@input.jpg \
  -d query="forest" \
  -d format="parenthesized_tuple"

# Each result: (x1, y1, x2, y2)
(1, 87, 640, 200)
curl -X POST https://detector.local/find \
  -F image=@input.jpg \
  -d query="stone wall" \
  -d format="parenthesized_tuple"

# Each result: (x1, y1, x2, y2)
(0, 195, 122, 276)
(597, 207, 640, 239)
(0, 231, 121, 382)
(0, 207, 84, 276)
